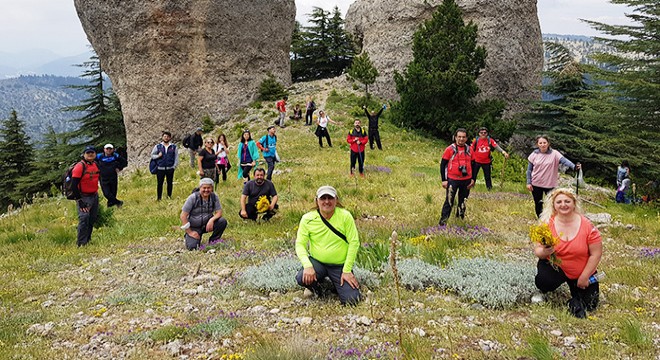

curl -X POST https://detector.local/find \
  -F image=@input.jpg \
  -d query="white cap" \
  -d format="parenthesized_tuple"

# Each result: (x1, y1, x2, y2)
(104, 143, 114, 149)
(199, 178, 214, 186)
(316, 185, 337, 199)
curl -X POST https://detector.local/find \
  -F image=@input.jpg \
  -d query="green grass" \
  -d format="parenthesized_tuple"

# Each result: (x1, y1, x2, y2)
(0, 83, 659, 359)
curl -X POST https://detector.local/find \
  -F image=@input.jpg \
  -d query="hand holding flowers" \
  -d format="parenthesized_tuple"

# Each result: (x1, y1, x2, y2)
(530, 223, 562, 269)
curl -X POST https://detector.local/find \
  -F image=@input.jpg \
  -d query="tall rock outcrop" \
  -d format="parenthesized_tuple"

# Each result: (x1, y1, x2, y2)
(345, 0, 542, 113)
(74, 0, 296, 160)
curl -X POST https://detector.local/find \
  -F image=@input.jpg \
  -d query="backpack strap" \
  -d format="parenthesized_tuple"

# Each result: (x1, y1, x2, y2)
(317, 209, 348, 243)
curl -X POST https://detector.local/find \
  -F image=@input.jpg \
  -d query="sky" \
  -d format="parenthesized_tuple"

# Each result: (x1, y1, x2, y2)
(0, 0, 634, 57)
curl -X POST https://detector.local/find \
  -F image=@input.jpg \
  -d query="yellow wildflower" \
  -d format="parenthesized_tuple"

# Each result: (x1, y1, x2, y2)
(256, 195, 270, 213)
(529, 223, 561, 269)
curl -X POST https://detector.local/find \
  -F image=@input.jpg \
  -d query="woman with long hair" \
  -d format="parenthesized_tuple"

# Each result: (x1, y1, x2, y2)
(236, 130, 260, 182)
(214, 134, 231, 182)
(533, 188, 603, 318)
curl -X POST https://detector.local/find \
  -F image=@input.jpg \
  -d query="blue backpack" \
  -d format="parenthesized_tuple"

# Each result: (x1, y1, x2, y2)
(149, 144, 164, 174)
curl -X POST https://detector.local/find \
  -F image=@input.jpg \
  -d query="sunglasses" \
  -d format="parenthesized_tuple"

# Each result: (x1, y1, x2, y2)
(206, 141, 214, 143)
(319, 195, 335, 200)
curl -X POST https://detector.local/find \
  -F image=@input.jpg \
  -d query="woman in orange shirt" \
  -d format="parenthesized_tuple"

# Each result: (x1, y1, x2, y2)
(533, 188, 603, 318)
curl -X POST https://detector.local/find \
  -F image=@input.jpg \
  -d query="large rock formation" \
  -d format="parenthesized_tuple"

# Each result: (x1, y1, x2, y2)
(345, 0, 542, 113)
(74, 0, 296, 161)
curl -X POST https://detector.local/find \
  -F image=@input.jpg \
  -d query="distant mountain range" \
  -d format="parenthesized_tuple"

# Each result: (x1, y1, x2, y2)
(0, 49, 95, 79)
(1, 35, 607, 142)
(0, 75, 87, 142)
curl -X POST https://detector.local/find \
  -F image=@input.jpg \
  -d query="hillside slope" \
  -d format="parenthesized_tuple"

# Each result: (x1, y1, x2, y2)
(1, 80, 658, 359)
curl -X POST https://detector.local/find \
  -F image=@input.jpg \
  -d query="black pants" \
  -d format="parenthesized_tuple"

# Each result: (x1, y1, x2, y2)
(216, 164, 228, 182)
(295, 257, 361, 306)
(77, 193, 99, 247)
(535, 259, 599, 317)
(100, 178, 120, 206)
(473, 162, 492, 190)
(305, 110, 314, 125)
(241, 165, 253, 181)
(350, 151, 365, 174)
(369, 129, 382, 150)
(532, 185, 553, 218)
(317, 128, 332, 147)
(184, 218, 228, 250)
(156, 169, 174, 200)
(265, 156, 275, 180)
(439, 179, 471, 225)
(239, 203, 278, 221)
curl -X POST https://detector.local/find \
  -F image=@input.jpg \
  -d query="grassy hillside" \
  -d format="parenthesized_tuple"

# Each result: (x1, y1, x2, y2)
(1, 81, 658, 359)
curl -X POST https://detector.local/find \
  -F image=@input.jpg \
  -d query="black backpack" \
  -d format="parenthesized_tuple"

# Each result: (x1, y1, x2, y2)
(182, 134, 192, 149)
(63, 161, 85, 200)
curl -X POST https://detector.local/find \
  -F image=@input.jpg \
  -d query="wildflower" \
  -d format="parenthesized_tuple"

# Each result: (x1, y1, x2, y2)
(255, 195, 270, 213)
(529, 223, 561, 269)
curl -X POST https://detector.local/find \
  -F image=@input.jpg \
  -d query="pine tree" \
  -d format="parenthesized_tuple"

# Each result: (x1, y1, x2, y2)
(63, 53, 126, 150)
(347, 52, 379, 99)
(582, 0, 660, 182)
(391, 0, 507, 140)
(0, 110, 33, 207)
(291, 7, 355, 82)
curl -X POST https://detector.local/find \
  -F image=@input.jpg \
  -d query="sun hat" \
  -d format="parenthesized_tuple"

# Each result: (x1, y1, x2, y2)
(316, 185, 337, 199)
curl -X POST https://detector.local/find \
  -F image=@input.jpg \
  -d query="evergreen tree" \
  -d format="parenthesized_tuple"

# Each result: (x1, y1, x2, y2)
(391, 0, 507, 140)
(63, 53, 126, 150)
(257, 73, 288, 101)
(347, 51, 379, 99)
(518, 43, 621, 176)
(582, 0, 660, 182)
(0, 110, 33, 207)
(291, 7, 355, 82)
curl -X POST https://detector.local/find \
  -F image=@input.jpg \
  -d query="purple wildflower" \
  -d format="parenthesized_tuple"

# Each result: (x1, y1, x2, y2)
(640, 248, 660, 259)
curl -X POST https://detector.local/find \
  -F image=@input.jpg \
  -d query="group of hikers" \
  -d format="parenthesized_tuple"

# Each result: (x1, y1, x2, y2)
(66, 96, 618, 317)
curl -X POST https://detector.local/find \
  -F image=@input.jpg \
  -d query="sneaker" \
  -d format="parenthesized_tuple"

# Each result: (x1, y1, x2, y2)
(116, 200, 124, 208)
(531, 293, 545, 304)
(359, 173, 365, 178)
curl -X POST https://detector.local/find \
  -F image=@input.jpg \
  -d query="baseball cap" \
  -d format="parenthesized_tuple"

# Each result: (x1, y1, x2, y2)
(83, 145, 96, 154)
(196, 127, 203, 132)
(316, 185, 337, 199)
(104, 143, 114, 149)
(199, 178, 214, 186)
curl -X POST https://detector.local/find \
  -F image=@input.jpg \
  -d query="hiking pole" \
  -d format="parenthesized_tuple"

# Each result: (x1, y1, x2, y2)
(500, 157, 507, 189)
(575, 167, 579, 196)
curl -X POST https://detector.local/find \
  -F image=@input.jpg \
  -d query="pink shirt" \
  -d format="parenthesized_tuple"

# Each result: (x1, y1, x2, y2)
(528, 149, 563, 188)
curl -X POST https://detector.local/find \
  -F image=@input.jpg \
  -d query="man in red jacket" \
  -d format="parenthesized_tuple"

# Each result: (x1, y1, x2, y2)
(71, 145, 101, 247)
(471, 127, 509, 190)
(439, 128, 475, 225)
(346, 120, 368, 177)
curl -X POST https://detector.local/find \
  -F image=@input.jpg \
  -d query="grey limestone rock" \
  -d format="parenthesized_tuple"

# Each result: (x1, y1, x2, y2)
(75, 0, 296, 161)
(345, 0, 542, 114)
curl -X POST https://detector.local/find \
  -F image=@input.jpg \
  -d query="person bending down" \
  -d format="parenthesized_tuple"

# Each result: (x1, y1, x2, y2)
(180, 178, 228, 250)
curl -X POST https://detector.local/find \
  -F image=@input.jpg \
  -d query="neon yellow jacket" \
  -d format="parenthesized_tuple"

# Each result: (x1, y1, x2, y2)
(295, 207, 360, 273)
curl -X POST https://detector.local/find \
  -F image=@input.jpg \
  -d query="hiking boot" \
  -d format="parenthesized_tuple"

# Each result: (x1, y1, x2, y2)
(568, 297, 587, 318)
(359, 173, 365, 178)
(116, 200, 124, 208)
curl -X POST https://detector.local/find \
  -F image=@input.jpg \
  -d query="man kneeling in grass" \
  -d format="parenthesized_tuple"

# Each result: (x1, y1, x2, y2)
(180, 178, 228, 250)
(295, 185, 361, 305)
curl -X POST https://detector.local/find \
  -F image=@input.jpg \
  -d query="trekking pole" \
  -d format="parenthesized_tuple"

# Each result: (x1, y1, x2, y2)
(575, 170, 579, 196)
(500, 157, 507, 189)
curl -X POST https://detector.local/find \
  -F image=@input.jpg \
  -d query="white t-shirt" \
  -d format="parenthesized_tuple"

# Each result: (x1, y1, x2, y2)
(318, 116, 330, 128)
(213, 144, 227, 159)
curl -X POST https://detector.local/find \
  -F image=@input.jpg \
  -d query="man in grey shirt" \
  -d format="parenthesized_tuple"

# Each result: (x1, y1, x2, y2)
(179, 178, 228, 250)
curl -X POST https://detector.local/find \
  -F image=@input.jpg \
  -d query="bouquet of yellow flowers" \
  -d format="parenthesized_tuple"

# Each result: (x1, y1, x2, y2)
(256, 195, 270, 213)
(529, 223, 561, 269)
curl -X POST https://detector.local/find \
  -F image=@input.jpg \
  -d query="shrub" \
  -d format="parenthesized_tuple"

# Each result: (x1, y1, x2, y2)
(239, 257, 300, 292)
(394, 257, 537, 308)
(239, 256, 380, 292)
(257, 73, 287, 101)
(200, 114, 215, 133)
